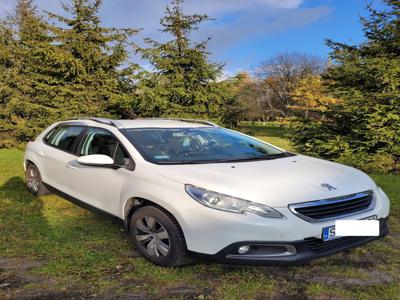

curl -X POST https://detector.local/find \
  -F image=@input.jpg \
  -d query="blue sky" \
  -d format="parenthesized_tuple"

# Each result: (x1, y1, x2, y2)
(0, 0, 382, 75)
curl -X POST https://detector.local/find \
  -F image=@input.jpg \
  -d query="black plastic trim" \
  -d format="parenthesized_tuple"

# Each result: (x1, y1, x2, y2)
(288, 190, 375, 223)
(191, 217, 389, 266)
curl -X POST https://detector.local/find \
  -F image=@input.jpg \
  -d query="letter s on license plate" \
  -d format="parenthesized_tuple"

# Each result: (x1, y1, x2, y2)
(322, 215, 378, 241)
(322, 225, 336, 241)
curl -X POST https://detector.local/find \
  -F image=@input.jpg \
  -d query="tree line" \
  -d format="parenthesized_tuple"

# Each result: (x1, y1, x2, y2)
(292, 0, 399, 173)
(0, 0, 398, 173)
(0, 0, 235, 142)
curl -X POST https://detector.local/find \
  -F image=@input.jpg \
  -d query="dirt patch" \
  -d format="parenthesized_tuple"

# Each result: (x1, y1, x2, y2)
(272, 295, 308, 300)
(325, 253, 386, 268)
(195, 271, 219, 281)
(0, 257, 47, 294)
(0, 273, 26, 290)
(1, 285, 83, 300)
(161, 284, 212, 299)
(0, 257, 75, 300)
(256, 260, 394, 299)
(292, 270, 393, 288)
(259, 263, 394, 289)
(11, 289, 82, 300)
(97, 293, 149, 299)
(0, 258, 43, 272)
(99, 282, 212, 300)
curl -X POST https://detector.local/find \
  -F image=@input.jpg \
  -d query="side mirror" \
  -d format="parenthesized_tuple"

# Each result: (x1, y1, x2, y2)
(77, 154, 114, 167)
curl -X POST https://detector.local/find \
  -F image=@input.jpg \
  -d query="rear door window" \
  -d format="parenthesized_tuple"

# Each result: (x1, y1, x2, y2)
(46, 126, 85, 153)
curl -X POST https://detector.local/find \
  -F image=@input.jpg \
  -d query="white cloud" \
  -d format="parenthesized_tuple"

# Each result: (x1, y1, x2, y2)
(0, 0, 330, 73)
(183, 0, 304, 15)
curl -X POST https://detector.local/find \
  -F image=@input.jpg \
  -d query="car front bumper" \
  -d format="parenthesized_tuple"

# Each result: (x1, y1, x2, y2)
(192, 217, 389, 265)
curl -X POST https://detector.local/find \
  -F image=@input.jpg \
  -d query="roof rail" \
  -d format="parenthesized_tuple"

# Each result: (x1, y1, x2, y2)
(67, 117, 124, 128)
(87, 117, 124, 128)
(137, 118, 219, 127)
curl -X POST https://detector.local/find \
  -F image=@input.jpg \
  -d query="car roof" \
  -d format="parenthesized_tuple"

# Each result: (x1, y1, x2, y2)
(63, 118, 218, 129)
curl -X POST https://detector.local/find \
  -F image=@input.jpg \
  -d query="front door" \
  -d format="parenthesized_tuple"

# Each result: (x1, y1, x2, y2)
(65, 127, 131, 217)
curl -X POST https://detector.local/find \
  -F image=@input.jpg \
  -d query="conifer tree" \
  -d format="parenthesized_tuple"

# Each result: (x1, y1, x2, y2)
(0, 0, 61, 141)
(0, 0, 139, 143)
(47, 0, 139, 118)
(0, 19, 18, 144)
(137, 0, 226, 119)
(291, 0, 400, 172)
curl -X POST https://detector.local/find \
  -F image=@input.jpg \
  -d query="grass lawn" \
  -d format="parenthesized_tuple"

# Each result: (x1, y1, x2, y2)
(1, 124, 399, 299)
(237, 123, 293, 150)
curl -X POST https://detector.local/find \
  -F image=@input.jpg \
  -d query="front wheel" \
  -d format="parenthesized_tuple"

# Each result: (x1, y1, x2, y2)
(130, 206, 191, 267)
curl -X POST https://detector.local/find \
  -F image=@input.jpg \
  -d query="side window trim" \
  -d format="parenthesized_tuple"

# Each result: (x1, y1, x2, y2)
(76, 126, 135, 171)
(74, 127, 89, 156)
(43, 125, 87, 156)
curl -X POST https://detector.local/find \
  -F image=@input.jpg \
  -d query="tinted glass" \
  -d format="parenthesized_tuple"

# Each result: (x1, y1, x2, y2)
(80, 128, 118, 157)
(47, 126, 84, 153)
(80, 128, 130, 166)
(114, 144, 130, 166)
(122, 127, 286, 164)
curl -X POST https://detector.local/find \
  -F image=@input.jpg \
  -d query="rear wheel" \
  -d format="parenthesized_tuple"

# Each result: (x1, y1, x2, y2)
(130, 205, 191, 267)
(25, 164, 51, 196)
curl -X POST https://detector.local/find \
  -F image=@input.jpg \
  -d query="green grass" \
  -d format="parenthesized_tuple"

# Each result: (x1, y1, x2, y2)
(236, 122, 294, 150)
(1, 124, 399, 299)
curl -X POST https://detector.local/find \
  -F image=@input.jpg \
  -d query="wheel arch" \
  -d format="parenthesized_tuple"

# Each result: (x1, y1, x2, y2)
(24, 159, 41, 174)
(25, 159, 36, 168)
(123, 197, 188, 244)
(24, 146, 42, 172)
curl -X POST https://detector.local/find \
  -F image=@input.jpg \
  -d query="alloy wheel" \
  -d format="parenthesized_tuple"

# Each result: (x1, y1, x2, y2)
(135, 216, 170, 257)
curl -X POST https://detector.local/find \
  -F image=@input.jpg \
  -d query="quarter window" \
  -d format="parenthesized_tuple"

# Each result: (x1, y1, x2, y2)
(47, 126, 84, 153)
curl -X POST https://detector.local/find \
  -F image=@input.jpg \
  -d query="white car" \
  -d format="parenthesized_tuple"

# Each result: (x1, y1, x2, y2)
(24, 118, 390, 267)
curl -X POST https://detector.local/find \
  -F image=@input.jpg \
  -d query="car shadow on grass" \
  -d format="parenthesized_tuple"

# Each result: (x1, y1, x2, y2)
(0, 177, 89, 299)
(0, 177, 51, 255)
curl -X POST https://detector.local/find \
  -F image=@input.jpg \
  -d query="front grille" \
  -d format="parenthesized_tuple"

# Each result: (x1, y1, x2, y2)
(289, 191, 374, 222)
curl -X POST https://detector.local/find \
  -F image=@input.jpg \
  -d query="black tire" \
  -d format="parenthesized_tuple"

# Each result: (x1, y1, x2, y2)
(25, 163, 51, 196)
(129, 205, 191, 267)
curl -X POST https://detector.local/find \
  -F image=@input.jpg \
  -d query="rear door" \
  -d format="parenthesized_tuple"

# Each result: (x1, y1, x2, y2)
(40, 125, 86, 193)
(65, 127, 132, 216)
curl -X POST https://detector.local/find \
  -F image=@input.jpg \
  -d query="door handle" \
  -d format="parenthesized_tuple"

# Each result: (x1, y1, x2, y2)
(38, 151, 46, 157)
(65, 162, 78, 170)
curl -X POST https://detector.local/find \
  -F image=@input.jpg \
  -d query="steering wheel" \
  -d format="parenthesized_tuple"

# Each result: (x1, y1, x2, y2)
(176, 136, 204, 158)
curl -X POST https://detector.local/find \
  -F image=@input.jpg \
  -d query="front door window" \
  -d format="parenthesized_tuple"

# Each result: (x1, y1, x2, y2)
(80, 128, 130, 167)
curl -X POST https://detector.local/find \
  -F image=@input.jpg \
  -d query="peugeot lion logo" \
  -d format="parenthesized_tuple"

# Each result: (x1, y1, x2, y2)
(321, 183, 337, 191)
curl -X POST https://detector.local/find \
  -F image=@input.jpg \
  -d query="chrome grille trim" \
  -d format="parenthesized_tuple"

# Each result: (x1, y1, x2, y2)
(288, 190, 375, 223)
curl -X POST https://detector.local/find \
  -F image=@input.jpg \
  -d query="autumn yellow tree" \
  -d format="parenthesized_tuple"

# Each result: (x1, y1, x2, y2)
(290, 75, 339, 118)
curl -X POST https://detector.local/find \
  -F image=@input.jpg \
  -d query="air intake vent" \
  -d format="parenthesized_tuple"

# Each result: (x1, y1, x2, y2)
(289, 191, 374, 222)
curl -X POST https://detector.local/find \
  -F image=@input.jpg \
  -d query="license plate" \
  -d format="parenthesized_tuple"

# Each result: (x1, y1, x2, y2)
(321, 215, 377, 241)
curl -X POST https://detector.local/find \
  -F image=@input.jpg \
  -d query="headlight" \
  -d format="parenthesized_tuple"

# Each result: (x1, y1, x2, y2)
(185, 184, 283, 218)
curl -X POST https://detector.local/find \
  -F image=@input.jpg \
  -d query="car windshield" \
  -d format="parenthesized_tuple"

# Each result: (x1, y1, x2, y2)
(122, 127, 291, 164)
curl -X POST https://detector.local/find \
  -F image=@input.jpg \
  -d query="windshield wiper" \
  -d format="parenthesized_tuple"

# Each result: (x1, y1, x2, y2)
(155, 152, 295, 165)
(156, 160, 209, 165)
(211, 152, 291, 163)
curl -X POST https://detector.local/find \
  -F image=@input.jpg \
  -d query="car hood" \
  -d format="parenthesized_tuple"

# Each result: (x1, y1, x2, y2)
(154, 155, 377, 207)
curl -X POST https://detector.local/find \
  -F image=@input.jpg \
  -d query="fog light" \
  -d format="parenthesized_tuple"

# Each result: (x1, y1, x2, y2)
(238, 245, 250, 254)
